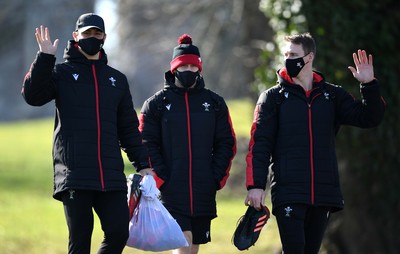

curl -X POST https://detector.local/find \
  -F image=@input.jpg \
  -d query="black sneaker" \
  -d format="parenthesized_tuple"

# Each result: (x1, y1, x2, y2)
(232, 205, 270, 251)
(127, 174, 142, 220)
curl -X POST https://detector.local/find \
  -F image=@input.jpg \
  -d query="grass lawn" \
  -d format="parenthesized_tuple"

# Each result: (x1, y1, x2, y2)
(0, 99, 282, 254)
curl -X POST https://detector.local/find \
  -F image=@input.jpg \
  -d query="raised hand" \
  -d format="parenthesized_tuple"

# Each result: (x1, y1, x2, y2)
(35, 25, 59, 55)
(348, 49, 374, 84)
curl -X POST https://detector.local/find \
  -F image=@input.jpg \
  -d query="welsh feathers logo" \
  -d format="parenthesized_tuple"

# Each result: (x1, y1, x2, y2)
(202, 102, 211, 111)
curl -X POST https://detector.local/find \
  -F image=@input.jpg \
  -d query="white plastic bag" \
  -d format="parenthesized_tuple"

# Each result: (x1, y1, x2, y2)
(126, 175, 188, 251)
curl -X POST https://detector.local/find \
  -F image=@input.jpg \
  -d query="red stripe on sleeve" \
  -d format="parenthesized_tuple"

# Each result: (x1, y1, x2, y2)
(219, 110, 237, 189)
(138, 113, 145, 132)
(245, 104, 260, 188)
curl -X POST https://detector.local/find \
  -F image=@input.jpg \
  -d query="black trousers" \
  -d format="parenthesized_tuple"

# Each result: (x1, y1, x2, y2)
(275, 204, 331, 254)
(61, 190, 129, 254)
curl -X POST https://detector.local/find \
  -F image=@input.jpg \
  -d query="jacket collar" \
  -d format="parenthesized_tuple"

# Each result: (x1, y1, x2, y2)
(63, 40, 108, 65)
(276, 68, 327, 98)
(278, 67, 324, 85)
(164, 70, 205, 94)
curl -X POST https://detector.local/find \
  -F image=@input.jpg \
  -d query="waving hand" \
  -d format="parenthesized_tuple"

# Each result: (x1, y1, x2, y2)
(35, 25, 59, 55)
(348, 49, 374, 84)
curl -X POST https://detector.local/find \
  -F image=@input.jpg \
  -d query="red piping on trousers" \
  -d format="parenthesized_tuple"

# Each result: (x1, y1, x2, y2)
(92, 64, 105, 190)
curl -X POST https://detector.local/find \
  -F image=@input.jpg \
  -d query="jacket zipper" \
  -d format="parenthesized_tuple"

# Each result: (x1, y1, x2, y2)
(184, 92, 194, 215)
(307, 93, 322, 205)
(307, 102, 315, 205)
(92, 64, 105, 191)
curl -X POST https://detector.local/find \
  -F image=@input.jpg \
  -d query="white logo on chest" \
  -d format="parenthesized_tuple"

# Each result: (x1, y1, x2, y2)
(109, 77, 116, 86)
(202, 102, 211, 111)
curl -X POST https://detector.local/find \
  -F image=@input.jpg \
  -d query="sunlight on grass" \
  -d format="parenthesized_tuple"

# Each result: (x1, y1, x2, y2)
(227, 98, 254, 138)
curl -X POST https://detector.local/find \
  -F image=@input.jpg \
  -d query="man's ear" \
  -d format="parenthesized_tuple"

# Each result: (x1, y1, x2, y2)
(308, 52, 315, 62)
(72, 31, 78, 42)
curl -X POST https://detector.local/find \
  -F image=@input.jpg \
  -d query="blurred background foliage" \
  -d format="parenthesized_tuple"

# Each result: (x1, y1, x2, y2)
(0, 0, 271, 121)
(0, 0, 398, 253)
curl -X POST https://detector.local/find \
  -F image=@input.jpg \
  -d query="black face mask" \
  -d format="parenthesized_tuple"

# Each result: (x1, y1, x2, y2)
(78, 37, 104, 56)
(284, 55, 309, 78)
(175, 71, 200, 88)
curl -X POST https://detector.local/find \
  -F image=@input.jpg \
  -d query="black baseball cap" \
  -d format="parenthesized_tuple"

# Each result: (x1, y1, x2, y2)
(75, 13, 105, 33)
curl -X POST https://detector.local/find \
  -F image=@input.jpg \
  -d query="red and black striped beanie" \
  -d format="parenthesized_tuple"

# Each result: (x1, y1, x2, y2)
(170, 34, 202, 73)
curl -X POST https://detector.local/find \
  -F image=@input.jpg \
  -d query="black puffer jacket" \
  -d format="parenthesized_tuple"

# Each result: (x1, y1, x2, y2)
(139, 71, 236, 217)
(22, 40, 150, 201)
(246, 69, 385, 213)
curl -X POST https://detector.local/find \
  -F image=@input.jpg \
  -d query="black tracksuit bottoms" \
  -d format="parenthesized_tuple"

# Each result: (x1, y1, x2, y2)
(274, 204, 331, 254)
(61, 190, 129, 254)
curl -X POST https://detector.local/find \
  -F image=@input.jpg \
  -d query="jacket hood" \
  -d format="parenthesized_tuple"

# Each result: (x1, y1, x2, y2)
(63, 40, 108, 65)
(164, 70, 205, 92)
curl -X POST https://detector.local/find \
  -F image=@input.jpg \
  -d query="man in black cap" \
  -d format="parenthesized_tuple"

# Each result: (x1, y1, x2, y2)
(22, 13, 151, 254)
(139, 34, 237, 254)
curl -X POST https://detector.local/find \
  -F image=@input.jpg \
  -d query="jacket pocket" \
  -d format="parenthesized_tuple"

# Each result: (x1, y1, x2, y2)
(53, 134, 74, 170)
